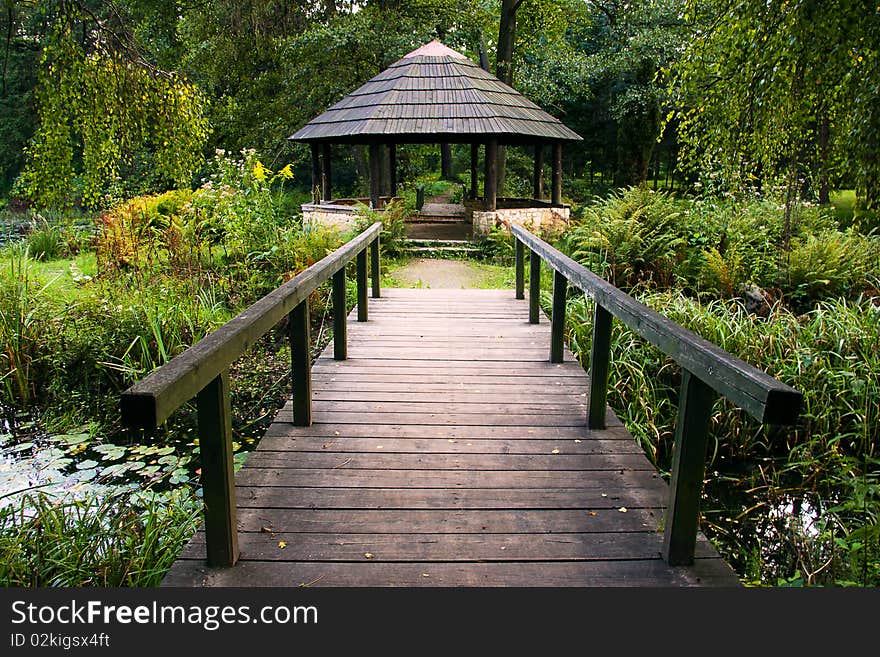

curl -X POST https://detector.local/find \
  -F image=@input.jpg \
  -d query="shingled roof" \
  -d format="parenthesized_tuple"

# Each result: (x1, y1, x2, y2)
(288, 40, 582, 145)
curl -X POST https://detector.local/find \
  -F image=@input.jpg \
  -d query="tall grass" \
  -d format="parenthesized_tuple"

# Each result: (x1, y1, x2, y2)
(564, 290, 880, 585)
(0, 489, 201, 587)
(0, 248, 58, 408)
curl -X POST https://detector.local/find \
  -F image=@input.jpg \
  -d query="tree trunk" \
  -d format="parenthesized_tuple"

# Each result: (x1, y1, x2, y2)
(440, 143, 453, 180)
(818, 115, 830, 205)
(496, 0, 523, 202)
(496, 0, 520, 85)
(352, 145, 368, 198)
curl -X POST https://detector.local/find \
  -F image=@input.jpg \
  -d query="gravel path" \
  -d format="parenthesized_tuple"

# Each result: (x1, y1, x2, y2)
(390, 258, 491, 288)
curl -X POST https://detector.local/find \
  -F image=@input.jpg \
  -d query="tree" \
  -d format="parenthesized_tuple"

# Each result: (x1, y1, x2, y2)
(669, 0, 880, 209)
(18, 1, 209, 209)
(513, 0, 690, 187)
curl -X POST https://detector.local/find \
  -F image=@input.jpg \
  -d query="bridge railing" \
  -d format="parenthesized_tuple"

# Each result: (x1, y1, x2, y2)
(120, 222, 382, 567)
(512, 224, 803, 566)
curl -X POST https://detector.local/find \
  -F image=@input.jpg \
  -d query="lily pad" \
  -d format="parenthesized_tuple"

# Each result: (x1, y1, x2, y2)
(76, 459, 99, 470)
(74, 468, 98, 482)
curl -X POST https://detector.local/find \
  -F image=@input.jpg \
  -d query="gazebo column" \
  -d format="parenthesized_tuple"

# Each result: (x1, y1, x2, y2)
(368, 143, 381, 209)
(552, 142, 563, 205)
(533, 144, 544, 201)
(470, 143, 479, 200)
(310, 144, 321, 203)
(389, 143, 397, 197)
(485, 139, 498, 211)
(321, 143, 332, 202)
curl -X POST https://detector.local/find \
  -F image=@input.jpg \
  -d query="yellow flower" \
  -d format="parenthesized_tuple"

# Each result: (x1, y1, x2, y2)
(278, 163, 294, 180)
(252, 160, 270, 181)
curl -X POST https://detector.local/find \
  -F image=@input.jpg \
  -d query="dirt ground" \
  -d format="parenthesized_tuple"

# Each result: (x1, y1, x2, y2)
(390, 258, 493, 288)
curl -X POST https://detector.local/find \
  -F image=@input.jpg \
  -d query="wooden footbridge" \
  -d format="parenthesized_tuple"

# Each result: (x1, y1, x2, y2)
(122, 223, 802, 587)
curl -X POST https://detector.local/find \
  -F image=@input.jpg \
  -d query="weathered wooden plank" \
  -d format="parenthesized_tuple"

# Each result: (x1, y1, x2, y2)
(271, 411, 593, 426)
(235, 468, 663, 489)
(241, 451, 656, 471)
(261, 419, 626, 439)
(225, 507, 665, 534)
(310, 390, 589, 403)
(181, 531, 719, 562)
(304, 400, 587, 415)
(232, 486, 668, 510)
(161, 558, 738, 588)
(253, 436, 645, 455)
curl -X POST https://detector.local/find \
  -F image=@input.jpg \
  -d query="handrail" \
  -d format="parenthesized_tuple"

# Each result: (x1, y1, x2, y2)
(120, 222, 382, 567)
(512, 223, 803, 566)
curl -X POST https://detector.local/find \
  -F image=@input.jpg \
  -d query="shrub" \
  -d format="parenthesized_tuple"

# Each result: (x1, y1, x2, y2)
(563, 185, 686, 288)
(785, 230, 878, 304)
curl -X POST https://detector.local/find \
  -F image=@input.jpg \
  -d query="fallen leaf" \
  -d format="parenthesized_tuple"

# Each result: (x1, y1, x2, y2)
(260, 526, 274, 534)
(618, 507, 628, 513)
(364, 552, 374, 559)
(551, 449, 560, 454)
(278, 541, 287, 549)
(334, 431, 340, 436)
(376, 445, 383, 449)
(588, 511, 597, 516)
(574, 439, 582, 443)
(421, 573, 430, 578)
(601, 493, 608, 498)
(448, 439, 456, 443)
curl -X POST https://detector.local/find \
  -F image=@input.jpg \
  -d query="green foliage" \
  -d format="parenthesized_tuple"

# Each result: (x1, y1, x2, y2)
(353, 198, 412, 257)
(669, 0, 880, 208)
(0, 489, 200, 587)
(26, 219, 64, 261)
(787, 231, 878, 302)
(187, 149, 292, 259)
(477, 225, 515, 264)
(19, 3, 210, 209)
(563, 185, 686, 288)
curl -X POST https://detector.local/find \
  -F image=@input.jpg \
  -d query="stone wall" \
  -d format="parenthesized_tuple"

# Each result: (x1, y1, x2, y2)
(471, 205, 570, 237)
(302, 205, 359, 231)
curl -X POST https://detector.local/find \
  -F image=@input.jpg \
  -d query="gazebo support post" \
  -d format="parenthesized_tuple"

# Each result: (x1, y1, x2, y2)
(389, 143, 397, 198)
(470, 143, 479, 200)
(310, 144, 321, 204)
(321, 143, 332, 202)
(485, 139, 498, 211)
(533, 144, 544, 201)
(368, 143, 381, 210)
(552, 142, 562, 205)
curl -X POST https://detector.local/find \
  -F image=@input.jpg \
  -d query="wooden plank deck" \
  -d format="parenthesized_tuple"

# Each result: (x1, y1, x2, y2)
(162, 288, 741, 587)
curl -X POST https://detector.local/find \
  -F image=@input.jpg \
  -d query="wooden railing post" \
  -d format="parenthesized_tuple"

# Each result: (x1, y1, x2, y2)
(357, 248, 368, 322)
(588, 303, 612, 429)
(515, 238, 525, 300)
(662, 370, 717, 566)
(289, 299, 311, 426)
(333, 268, 347, 360)
(196, 371, 239, 568)
(371, 236, 381, 298)
(550, 270, 567, 363)
(529, 250, 541, 324)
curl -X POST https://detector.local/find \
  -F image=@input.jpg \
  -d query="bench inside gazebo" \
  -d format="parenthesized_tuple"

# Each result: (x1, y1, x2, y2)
(289, 40, 583, 237)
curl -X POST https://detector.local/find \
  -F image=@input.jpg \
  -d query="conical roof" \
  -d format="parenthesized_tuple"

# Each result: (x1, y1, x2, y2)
(289, 40, 582, 145)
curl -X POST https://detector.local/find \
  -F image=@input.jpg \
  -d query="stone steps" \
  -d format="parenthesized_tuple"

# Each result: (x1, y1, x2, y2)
(401, 238, 482, 257)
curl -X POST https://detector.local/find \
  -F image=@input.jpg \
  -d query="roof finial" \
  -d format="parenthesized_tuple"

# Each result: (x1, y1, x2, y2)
(402, 40, 468, 60)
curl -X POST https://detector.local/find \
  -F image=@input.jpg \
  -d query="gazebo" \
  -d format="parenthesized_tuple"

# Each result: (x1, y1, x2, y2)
(288, 40, 582, 235)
